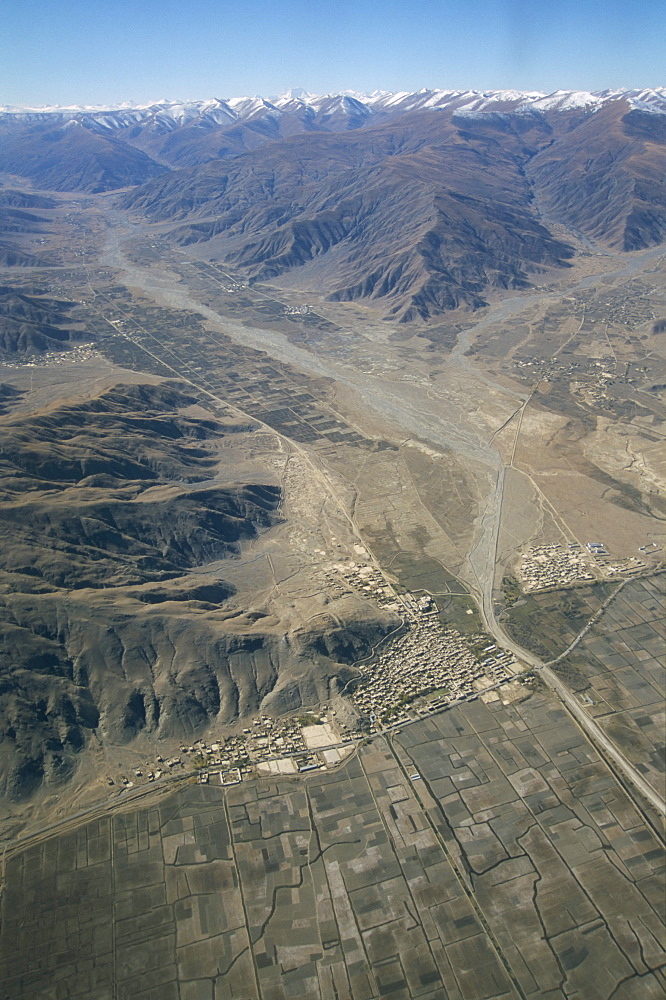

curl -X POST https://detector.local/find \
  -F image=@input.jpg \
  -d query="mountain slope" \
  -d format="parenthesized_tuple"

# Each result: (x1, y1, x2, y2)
(120, 108, 577, 318)
(527, 101, 666, 250)
(116, 93, 664, 318)
(0, 381, 394, 799)
(0, 287, 90, 355)
(1, 89, 664, 314)
(0, 119, 168, 192)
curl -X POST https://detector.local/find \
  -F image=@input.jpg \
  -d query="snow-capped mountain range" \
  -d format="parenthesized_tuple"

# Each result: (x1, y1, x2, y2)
(1, 87, 664, 127)
(0, 83, 664, 322)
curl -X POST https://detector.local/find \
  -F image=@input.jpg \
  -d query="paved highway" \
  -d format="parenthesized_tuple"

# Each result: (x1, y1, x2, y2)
(479, 575, 666, 823)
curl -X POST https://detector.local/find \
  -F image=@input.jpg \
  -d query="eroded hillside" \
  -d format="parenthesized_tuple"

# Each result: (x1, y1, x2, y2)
(0, 380, 396, 799)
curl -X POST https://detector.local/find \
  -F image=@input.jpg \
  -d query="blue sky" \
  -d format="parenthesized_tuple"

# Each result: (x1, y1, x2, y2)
(1, 0, 662, 106)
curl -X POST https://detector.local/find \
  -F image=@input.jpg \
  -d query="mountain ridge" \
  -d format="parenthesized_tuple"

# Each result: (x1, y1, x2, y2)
(117, 95, 665, 319)
(3, 86, 665, 119)
(1, 87, 664, 319)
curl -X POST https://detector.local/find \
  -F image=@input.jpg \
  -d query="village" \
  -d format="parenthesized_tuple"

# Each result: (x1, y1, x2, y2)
(111, 580, 526, 792)
(519, 542, 596, 590)
(349, 602, 517, 724)
(518, 540, 650, 591)
(0, 343, 101, 369)
(322, 556, 404, 607)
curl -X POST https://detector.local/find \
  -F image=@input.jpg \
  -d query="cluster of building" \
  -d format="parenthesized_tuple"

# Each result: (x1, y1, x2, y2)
(604, 556, 648, 575)
(512, 356, 576, 380)
(321, 559, 432, 626)
(518, 543, 596, 591)
(115, 756, 175, 788)
(572, 367, 622, 408)
(180, 716, 312, 769)
(0, 344, 99, 369)
(323, 558, 397, 605)
(511, 356, 648, 409)
(107, 550, 528, 791)
(109, 595, 524, 790)
(111, 714, 345, 789)
(350, 610, 516, 726)
(518, 539, 653, 592)
(585, 541, 650, 574)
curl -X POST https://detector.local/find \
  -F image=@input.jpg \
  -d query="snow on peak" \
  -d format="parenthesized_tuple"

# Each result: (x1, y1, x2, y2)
(625, 87, 666, 112)
(1, 88, 664, 125)
(274, 90, 320, 109)
(226, 96, 281, 121)
(525, 90, 602, 112)
(277, 87, 319, 103)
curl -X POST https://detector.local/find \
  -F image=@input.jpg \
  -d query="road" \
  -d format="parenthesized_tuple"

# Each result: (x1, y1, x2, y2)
(94, 209, 666, 827)
(479, 578, 666, 822)
(464, 371, 666, 822)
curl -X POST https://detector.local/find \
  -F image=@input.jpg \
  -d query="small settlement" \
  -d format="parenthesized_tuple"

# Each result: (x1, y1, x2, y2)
(112, 585, 526, 792)
(518, 541, 648, 592)
(519, 543, 596, 591)
(0, 344, 101, 370)
(350, 602, 517, 726)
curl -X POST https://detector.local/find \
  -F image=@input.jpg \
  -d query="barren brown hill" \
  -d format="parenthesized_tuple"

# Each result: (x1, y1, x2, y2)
(0, 246, 50, 268)
(1, 92, 663, 315)
(0, 192, 55, 270)
(0, 382, 394, 800)
(121, 109, 579, 319)
(0, 118, 168, 193)
(119, 99, 665, 319)
(527, 101, 666, 250)
(0, 286, 90, 355)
